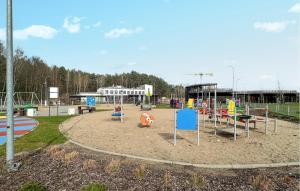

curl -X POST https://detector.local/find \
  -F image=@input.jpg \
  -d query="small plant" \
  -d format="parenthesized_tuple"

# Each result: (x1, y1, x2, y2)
(19, 182, 47, 191)
(163, 170, 172, 186)
(48, 146, 65, 160)
(83, 159, 98, 170)
(250, 174, 273, 191)
(64, 151, 79, 163)
(46, 145, 61, 155)
(191, 173, 206, 188)
(81, 182, 108, 191)
(105, 159, 121, 174)
(133, 164, 146, 180)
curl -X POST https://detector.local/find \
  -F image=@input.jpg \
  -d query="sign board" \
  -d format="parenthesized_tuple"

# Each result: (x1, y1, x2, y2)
(49, 87, 59, 99)
(144, 84, 153, 96)
(176, 109, 198, 130)
(87, 96, 96, 107)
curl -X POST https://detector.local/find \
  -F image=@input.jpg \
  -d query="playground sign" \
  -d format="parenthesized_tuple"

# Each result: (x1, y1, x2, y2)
(87, 96, 96, 107)
(49, 87, 59, 99)
(174, 108, 200, 145)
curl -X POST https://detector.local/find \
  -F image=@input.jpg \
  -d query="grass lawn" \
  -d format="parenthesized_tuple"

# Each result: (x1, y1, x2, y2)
(153, 104, 171, 109)
(0, 115, 71, 157)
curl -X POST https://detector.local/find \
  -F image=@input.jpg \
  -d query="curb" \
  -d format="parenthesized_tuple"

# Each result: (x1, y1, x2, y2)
(69, 139, 300, 169)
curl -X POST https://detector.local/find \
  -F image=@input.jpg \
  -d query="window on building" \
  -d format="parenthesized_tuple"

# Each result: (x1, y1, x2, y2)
(135, 91, 138, 95)
(115, 90, 118, 94)
(110, 90, 113, 94)
(105, 90, 108, 94)
(127, 91, 130, 95)
(138, 91, 141, 95)
(131, 91, 134, 94)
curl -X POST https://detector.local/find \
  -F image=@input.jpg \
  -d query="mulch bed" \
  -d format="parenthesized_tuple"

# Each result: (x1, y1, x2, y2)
(0, 143, 299, 191)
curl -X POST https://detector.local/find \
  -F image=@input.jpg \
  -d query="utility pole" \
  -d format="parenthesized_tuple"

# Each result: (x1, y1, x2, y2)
(6, 0, 18, 171)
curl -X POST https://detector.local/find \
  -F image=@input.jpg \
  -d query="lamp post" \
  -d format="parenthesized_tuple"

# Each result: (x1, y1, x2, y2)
(235, 78, 240, 100)
(6, 0, 16, 171)
(228, 65, 235, 99)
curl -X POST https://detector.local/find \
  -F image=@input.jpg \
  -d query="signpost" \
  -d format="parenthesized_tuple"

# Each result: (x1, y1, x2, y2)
(49, 87, 59, 116)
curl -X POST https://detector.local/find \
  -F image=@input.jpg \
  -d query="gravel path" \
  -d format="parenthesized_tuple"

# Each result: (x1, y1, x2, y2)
(61, 104, 300, 165)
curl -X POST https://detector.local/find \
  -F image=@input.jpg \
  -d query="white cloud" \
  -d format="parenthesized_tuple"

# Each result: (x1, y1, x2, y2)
(105, 27, 143, 39)
(254, 21, 295, 33)
(63, 17, 82, 33)
(0, 28, 5, 40)
(259, 74, 273, 80)
(93, 21, 102, 28)
(289, 3, 300, 13)
(128, 62, 137, 66)
(14, 25, 58, 40)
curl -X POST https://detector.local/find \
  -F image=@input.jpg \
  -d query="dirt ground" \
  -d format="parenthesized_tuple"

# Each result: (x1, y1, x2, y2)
(61, 104, 300, 165)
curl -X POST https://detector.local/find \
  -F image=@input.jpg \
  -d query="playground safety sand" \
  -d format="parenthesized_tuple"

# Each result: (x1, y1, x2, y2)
(61, 104, 300, 165)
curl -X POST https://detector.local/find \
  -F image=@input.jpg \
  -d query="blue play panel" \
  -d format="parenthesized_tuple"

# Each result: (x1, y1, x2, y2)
(176, 109, 198, 130)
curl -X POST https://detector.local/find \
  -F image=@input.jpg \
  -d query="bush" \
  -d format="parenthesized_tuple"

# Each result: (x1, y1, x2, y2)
(19, 182, 47, 191)
(81, 183, 108, 191)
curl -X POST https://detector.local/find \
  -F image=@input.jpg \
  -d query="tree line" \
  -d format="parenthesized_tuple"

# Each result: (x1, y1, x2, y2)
(0, 42, 185, 103)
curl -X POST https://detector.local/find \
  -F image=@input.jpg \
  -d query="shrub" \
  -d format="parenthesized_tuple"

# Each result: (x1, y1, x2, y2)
(19, 182, 47, 191)
(133, 164, 146, 180)
(81, 183, 108, 191)
(163, 170, 172, 186)
(104, 159, 120, 174)
(250, 174, 274, 191)
(191, 173, 206, 188)
(83, 159, 98, 170)
(64, 151, 79, 163)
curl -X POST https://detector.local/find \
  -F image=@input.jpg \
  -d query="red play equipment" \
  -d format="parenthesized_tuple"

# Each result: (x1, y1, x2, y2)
(140, 112, 154, 127)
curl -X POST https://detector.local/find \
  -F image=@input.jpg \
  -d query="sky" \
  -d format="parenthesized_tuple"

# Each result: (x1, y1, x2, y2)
(0, 0, 299, 91)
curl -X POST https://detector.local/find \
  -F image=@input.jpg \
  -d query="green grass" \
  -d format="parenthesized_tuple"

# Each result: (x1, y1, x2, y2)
(95, 109, 112, 112)
(0, 115, 71, 157)
(267, 103, 299, 118)
(153, 104, 172, 109)
(19, 182, 47, 191)
(81, 183, 108, 191)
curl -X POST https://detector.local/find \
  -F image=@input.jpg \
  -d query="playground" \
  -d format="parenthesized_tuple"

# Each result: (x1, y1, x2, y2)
(61, 104, 299, 165)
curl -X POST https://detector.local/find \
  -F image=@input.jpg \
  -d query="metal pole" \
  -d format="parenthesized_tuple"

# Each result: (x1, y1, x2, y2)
(121, 91, 123, 122)
(214, 86, 217, 134)
(174, 109, 176, 146)
(265, 105, 268, 135)
(208, 90, 211, 122)
(197, 110, 200, 145)
(6, 0, 15, 170)
(234, 103, 237, 141)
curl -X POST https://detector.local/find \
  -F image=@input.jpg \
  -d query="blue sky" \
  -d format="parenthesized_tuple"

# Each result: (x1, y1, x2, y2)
(0, 0, 299, 91)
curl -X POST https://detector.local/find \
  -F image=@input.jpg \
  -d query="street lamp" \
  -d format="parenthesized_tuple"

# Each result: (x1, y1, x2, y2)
(6, 0, 18, 171)
(235, 78, 240, 100)
(228, 65, 235, 99)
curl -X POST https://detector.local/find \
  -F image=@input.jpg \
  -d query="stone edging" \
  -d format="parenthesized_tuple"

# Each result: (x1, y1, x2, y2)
(68, 139, 300, 169)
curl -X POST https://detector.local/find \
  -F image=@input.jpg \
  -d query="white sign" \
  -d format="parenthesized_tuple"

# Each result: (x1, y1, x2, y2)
(144, 84, 153, 96)
(49, 87, 58, 93)
(49, 87, 59, 99)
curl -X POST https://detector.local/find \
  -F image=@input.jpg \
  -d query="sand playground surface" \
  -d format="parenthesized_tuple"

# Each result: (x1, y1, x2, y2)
(61, 104, 300, 165)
